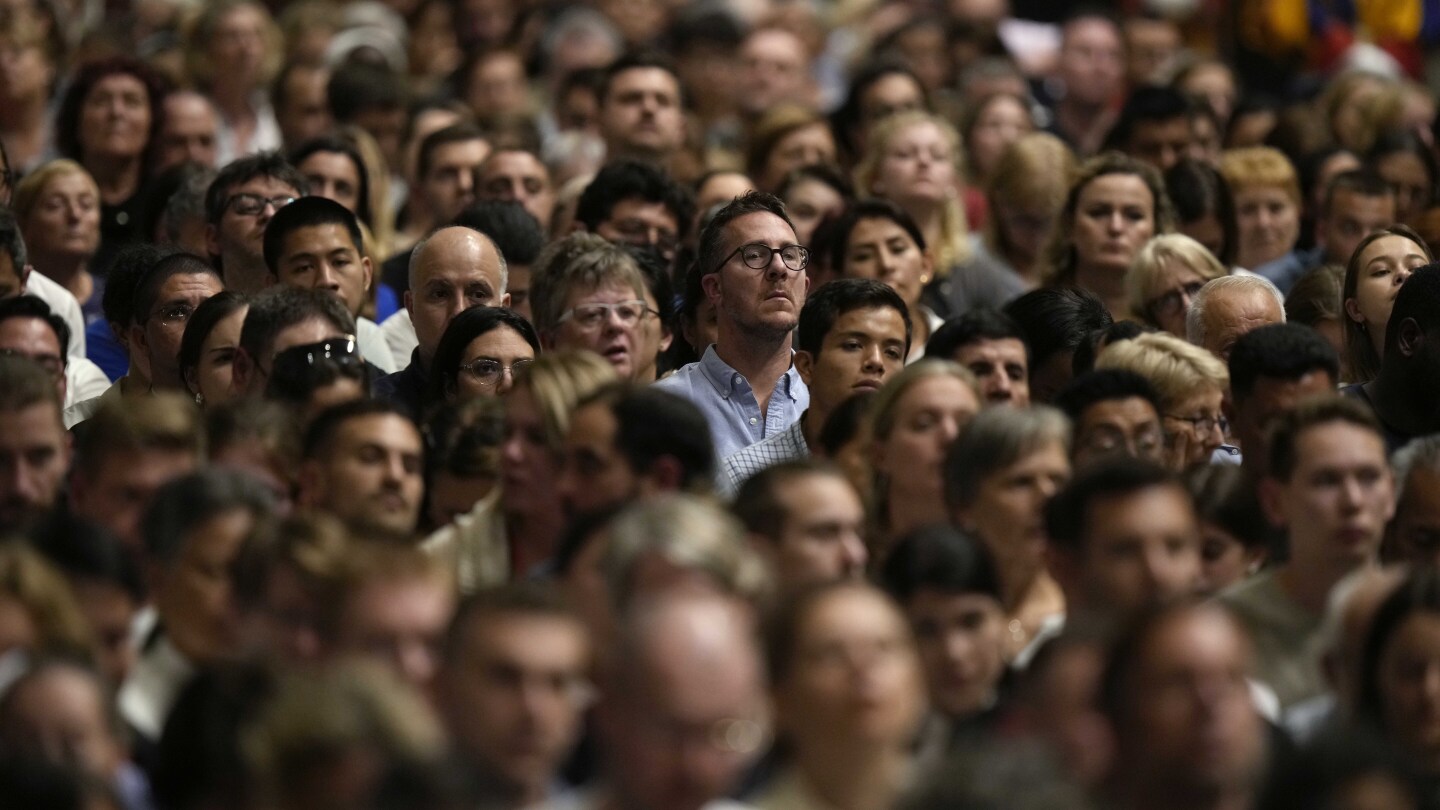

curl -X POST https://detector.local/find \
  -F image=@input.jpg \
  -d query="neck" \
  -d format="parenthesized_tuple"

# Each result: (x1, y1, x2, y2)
(886, 487, 948, 542)
(714, 323, 794, 408)
(1073, 262, 1128, 317)
(1056, 100, 1113, 154)
(799, 408, 824, 452)
(36, 256, 91, 300)
(789, 741, 908, 810)
(1277, 557, 1368, 616)
(87, 153, 142, 204)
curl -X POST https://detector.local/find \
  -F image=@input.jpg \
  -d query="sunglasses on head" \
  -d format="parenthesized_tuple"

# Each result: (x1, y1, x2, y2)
(269, 336, 361, 383)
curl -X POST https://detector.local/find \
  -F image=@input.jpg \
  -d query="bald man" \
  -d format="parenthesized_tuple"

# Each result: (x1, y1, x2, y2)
(373, 226, 509, 418)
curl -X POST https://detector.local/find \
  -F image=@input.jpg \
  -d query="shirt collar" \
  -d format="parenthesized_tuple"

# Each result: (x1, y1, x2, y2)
(698, 344, 801, 399)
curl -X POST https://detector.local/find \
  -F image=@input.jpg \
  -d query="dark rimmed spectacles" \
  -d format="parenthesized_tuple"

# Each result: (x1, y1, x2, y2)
(717, 242, 809, 273)
(268, 335, 360, 380)
(1165, 412, 1228, 436)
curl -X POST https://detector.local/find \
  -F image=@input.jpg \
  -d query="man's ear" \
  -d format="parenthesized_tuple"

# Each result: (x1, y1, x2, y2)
(361, 256, 374, 296)
(403, 289, 414, 320)
(230, 347, 255, 396)
(1258, 476, 1288, 530)
(794, 350, 815, 387)
(500, 292, 511, 308)
(205, 223, 221, 259)
(701, 272, 722, 305)
(1395, 317, 1424, 358)
(17, 264, 31, 295)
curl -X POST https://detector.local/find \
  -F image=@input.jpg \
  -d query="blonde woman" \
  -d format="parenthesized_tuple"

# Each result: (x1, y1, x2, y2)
(1095, 332, 1230, 470)
(1039, 152, 1174, 319)
(1219, 146, 1303, 287)
(979, 132, 1076, 288)
(12, 160, 103, 321)
(1126, 234, 1228, 338)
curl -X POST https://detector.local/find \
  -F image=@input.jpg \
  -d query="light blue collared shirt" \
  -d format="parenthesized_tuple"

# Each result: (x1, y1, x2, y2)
(653, 345, 809, 460)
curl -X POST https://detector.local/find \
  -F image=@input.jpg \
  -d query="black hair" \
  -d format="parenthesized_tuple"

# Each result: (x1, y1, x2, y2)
(0, 296, 69, 364)
(1359, 568, 1440, 730)
(1384, 263, 1440, 356)
(775, 163, 855, 203)
(416, 123, 487, 182)
(102, 243, 175, 327)
(1227, 323, 1340, 402)
(598, 51, 682, 107)
(926, 308, 1028, 363)
(326, 61, 408, 123)
(425, 305, 540, 404)
(579, 383, 716, 495)
(54, 56, 170, 177)
(142, 469, 274, 566)
(132, 252, 220, 326)
(0, 203, 28, 272)
(179, 291, 248, 396)
(575, 159, 696, 240)
(1182, 465, 1271, 552)
(261, 195, 364, 275)
(696, 190, 798, 278)
(452, 199, 546, 265)
(666, 4, 744, 51)
(880, 523, 1003, 603)
(1003, 287, 1114, 372)
(827, 198, 929, 274)
(1053, 369, 1162, 423)
(302, 398, 419, 461)
(1071, 321, 1149, 377)
(31, 511, 143, 602)
(831, 59, 926, 159)
(1164, 158, 1237, 266)
(1103, 86, 1192, 153)
(1368, 129, 1440, 209)
(1321, 168, 1395, 217)
(733, 458, 850, 538)
(204, 151, 310, 226)
(237, 286, 355, 367)
(796, 277, 911, 357)
(137, 161, 210, 248)
(1045, 458, 1182, 553)
(289, 135, 374, 227)
(264, 335, 370, 409)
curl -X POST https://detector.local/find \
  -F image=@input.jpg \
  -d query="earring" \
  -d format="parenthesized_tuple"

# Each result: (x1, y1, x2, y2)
(194, 392, 204, 405)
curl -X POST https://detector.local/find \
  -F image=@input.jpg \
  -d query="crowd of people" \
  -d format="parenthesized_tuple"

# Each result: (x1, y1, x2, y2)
(5, 0, 1440, 808)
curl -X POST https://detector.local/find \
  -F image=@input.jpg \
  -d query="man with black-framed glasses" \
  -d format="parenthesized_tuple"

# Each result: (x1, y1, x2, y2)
(203, 151, 309, 294)
(654, 191, 810, 459)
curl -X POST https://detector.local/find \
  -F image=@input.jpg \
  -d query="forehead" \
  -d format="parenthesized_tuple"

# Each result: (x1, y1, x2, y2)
(154, 270, 223, 299)
(89, 73, 147, 97)
(1079, 173, 1152, 204)
(777, 472, 860, 516)
(723, 211, 796, 252)
(608, 67, 679, 98)
(608, 197, 678, 228)
(272, 316, 346, 355)
(337, 413, 422, 450)
(1082, 396, 1159, 427)
(431, 139, 488, 166)
(416, 233, 503, 286)
(300, 151, 359, 176)
(956, 337, 1027, 362)
(563, 276, 649, 308)
(484, 150, 546, 177)
(0, 315, 60, 350)
(229, 174, 300, 198)
(825, 305, 907, 340)
(282, 222, 359, 256)
(42, 171, 97, 195)
(1088, 483, 1195, 533)
(569, 400, 619, 442)
(848, 216, 911, 244)
(1292, 419, 1386, 467)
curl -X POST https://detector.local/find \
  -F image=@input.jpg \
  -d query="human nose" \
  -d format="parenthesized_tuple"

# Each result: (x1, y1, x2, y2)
(1107, 211, 1126, 233)
(315, 261, 341, 292)
(862, 343, 883, 371)
(841, 531, 868, 574)
(397, 639, 438, 686)
(501, 432, 525, 465)
(1396, 266, 1414, 288)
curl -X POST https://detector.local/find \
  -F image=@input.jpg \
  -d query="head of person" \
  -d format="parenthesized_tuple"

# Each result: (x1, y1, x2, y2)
(1164, 158, 1238, 267)
(962, 91, 1036, 185)
(438, 584, 589, 805)
(574, 159, 694, 264)
(452, 199, 546, 321)
(232, 286, 355, 396)
(880, 525, 1006, 719)
(0, 295, 66, 399)
(1219, 146, 1302, 270)
(1317, 169, 1398, 267)
(1055, 369, 1165, 469)
(1182, 465, 1270, 595)
(1099, 600, 1267, 802)
(0, 356, 67, 530)
(1126, 234, 1228, 338)
(475, 147, 556, 231)
(734, 459, 868, 593)
(179, 291, 249, 409)
(776, 163, 853, 249)
(854, 110, 961, 214)
(0, 542, 92, 660)
(1057, 8, 1124, 110)
(1105, 86, 1194, 172)
(203, 151, 309, 292)
(70, 393, 203, 556)
(323, 541, 456, 690)
(157, 164, 218, 256)
(1004, 286, 1114, 402)
(11, 160, 101, 267)
(298, 400, 425, 540)
(796, 275, 911, 409)
(264, 335, 370, 423)
(262, 195, 372, 319)
(1368, 128, 1439, 224)
(229, 510, 349, 663)
(868, 360, 981, 511)
(697, 190, 810, 344)
(597, 51, 686, 163)
(982, 133, 1076, 278)
(417, 397, 502, 530)
(1357, 568, 1440, 775)
(500, 351, 618, 520)
(53, 56, 168, 175)
(596, 589, 767, 810)
(327, 60, 411, 172)
(1046, 459, 1201, 618)
(1040, 151, 1174, 288)
(1342, 225, 1433, 383)
(184, 0, 282, 96)
(925, 309, 1031, 407)
(747, 105, 838, 193)
(416, 123, 491, 226)
(129, 252, 224, 391)
(426, 306, 539, 405)
(272, 60, 333, 150)
(289, 136, 373, 226)
(832, 61, 928, 161)
(1226, 323, 1340, 476)
(531, 232, 668, 382)
(1284, 263, 1346, 366)
(1185, 275, 1286, 361)
(0, 657, 131, 785)
(1094, 331, 1229, 469)
(0, 206, 28, 300)
(1261, 397, 1395, 570)
(406, 225, 509, 366)
(558, 383, 715, 520)
(205, 399, 301, 517)
(1389, 436, 1440, 567)
(156, 90, 219, 171)
(142, 469, 274, 663)
(829, 198, 932, 319)
(766, 581, 925, 762)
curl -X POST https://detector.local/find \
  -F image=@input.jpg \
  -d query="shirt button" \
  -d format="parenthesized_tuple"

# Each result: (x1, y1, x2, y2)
(749, 417, 757, 425)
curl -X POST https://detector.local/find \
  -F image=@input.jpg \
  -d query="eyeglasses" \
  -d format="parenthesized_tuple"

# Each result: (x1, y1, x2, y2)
(556, 300, 658, 331)
(227, 193, 297, 217)
(1147, 281, 1205, 319)
(1078, 425, 1164, 460)
(1165, 412, 1228, 436)
(0, 348, 62, 380)
(717, 242, 809, 273)
(459, 357, 532, 386)
(154, 303, 195, 328)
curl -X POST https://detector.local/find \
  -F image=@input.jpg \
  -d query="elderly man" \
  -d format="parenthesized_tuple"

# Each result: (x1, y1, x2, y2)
(1186, 275, 1285, 362)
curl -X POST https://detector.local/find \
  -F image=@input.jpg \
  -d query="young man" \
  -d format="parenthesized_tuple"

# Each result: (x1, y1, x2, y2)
(1226, 323, 1339, 477)
(1222, 396, 1395, 710)
(653, 191, 811, 459)
(231, 286, 356, 398)
(597, 52, 687, 168)
(733, 459, 868, 594)
(926, 309, 1030, 408)
(0, 356, 69, 531)
(298, 400, 426, 541)
(204, 152, 310, 294)
(721, 278, 910, 490)
(573, 160, 694, 267)
(1307, 170, 1396, 272)
(262, 196, 395, 372)
(1054, 369, 1165, 469)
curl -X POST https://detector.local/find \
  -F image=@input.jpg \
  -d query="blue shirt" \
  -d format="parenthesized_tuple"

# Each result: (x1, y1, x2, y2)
(652, 344, 808, 460)
(85, 319, 127, 381)
(1252, 250, 1308, 296)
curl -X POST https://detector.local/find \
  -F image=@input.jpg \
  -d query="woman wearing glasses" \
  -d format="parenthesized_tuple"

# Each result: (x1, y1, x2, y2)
(1125, 234, 1228, 338)
(426, 306, 540, 407)
(1095, 331, 1230, 471)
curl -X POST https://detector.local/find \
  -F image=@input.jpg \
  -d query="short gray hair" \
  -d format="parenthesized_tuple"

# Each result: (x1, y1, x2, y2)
(1185, 274, 1285, 347)
(407, 225, 509, 294)
(944, 405, 1072, 512)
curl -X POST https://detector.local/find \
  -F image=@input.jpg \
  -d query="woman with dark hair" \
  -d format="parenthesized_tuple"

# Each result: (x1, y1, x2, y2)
(1165, 158, 1238, 267)
(830, 61, 928, 166)
(1341, 225, 1433, 383)
(424, 305, 541, 407)
(830, 198, 939, 359)
(180, 291, 249, 408)
(1368, 129, 1440, 225)
(53, 56, 170, 268)
(1358, 567, 1440, 783)
(289, 136, 373, 228)
(777, 163, 853, 249)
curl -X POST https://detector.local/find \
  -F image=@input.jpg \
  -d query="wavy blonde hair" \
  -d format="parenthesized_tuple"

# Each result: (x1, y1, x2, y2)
(1094, 331, 1228, 410)
(1125, 233, 1228, 327)
(854, 110, 971, 271)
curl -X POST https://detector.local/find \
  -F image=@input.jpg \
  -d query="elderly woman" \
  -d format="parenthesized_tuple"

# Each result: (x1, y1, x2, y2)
(12, 160, 104, 322)
(1095, 331, 1230, 471)
(1039, 152, 1174, 319)
(944, 406, 1071, 661)
(1219, 146, 1305, 292)
(1342, 225, 1433, 383)
(1126, 234, 1229, 338)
